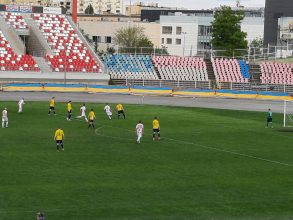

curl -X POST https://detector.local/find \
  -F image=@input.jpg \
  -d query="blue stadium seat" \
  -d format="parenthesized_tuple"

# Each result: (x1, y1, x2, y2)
(239, 60, 250, 79)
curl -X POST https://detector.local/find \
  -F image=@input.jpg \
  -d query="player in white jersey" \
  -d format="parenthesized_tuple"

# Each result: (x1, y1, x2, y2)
(104, 103, 112, 120)
(77, 104, 88, 122)
(18, 98, 25, 113)
(2, 108, 8, 128)
(135, 120, 144, 144)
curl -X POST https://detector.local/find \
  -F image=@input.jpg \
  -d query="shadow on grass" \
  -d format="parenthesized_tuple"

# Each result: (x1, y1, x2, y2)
(276, 128, 293, 132)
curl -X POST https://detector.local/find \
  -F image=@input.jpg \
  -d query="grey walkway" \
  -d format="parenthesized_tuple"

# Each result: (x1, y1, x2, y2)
(0, 91, 285, 113)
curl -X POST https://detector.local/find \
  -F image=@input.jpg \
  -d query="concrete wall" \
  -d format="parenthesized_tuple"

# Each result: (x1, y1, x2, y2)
(264, 0, 293, 46)
(241, 17, 264, 42)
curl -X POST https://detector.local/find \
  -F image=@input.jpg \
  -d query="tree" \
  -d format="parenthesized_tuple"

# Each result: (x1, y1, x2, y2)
(211, 6, 248, 57)
(85, 4, 94, 15)
(113, 26, 154, 51)
(249, 38, 263, 49)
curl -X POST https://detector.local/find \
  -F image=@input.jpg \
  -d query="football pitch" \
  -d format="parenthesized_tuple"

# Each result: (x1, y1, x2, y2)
(1, 101, 293, 220)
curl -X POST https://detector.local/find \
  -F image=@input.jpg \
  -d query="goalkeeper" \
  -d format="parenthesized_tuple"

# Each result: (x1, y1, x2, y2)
(266, 109, 273, 128)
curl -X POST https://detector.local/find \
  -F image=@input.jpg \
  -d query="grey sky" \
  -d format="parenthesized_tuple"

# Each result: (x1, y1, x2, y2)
(139, 0, 265, 9)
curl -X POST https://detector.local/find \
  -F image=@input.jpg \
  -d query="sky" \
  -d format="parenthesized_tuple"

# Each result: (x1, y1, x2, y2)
(138, 0, 266, 9)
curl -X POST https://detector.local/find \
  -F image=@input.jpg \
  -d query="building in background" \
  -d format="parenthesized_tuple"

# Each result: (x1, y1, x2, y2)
(78, 7, 264, 56)
(157, 8, 264, 56)
(125, 2, 172, 16)
(264, 0, 293, 46)
(77, 14, 160, 52)
(0, 0, 50, 5)
(78, 0, 123, 14)
(50, 0, 123, 14)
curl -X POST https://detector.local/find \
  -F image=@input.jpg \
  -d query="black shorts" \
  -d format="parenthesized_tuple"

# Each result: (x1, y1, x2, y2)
(89, 119, 94, 123)
(56, 140, 63, 144)
(153, 129, 160, 133)
(68, 110, 72, 114)
(50, 106, 55, 110)
(118, 110, 124, 114)
(267, 117, 272, 123)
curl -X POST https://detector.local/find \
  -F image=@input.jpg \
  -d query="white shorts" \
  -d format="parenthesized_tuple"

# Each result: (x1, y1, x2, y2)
(137, 133, 142, 138)
(2, 117, 8, 122)
(106, 111, 112, 116)
(81, 113, 86, 117)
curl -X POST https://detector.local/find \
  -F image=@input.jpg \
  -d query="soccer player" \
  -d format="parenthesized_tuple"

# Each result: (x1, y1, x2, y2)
(66, 101, 72, 121)
(152, 116, 160, 140)
(88, 108, 96, 129)
(136, 120, 144, 144)
(266, 108, 273, 128)
(48, 97, 56, 115)
(116, 103, 125, 119)
(104, 103, 112, 120)
(77, 103, 88, 122)
(2, 108, 8, 128)
(54, 128, 64, 152)
(18, 97, 25, 113)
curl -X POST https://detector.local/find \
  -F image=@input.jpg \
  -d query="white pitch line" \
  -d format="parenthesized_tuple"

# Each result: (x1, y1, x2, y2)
(96, 126, 293, 167)
(162, 136, 293, 167)
(55, 114, 293, 167)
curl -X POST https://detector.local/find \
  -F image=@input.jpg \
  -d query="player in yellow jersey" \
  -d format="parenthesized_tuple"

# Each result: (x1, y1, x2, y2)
(54, 128, 64, 152)
(116, 103, 125, 119)
(88, 108, 96, 129)
(48, 97, 56, 115)
(152, 116, 160, 141)
(66, 101, 72, 121)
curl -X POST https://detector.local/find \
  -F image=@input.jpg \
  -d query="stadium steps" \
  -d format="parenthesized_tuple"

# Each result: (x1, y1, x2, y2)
(24, 16, 53, 57)
(0, 16, 25, 55)
(249, 64, 261, 84)
(66, 16, 105, 73)
(153, 65, 162, 79)
(204, 59, 216, 80)
(33, 56, 52, 73)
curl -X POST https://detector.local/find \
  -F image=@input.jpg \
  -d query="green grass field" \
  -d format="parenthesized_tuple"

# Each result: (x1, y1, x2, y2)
(1, 101, 293, 220)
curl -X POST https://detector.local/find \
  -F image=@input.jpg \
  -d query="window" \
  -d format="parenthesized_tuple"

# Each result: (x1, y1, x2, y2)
(105, 36, 112, 43)
(176, 27, 182, 35)
(161, 38, 164, 44)
(166, 38, 172, 44)
(198, 25, 212, 36)
(176, 39, 181, 45)
(93, 36, 101, 43)
(162, 26, 172, 34)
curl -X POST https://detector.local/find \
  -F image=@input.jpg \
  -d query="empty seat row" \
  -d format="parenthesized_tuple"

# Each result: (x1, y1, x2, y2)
(32, 13, 100, 73)
(101, 54, 158, 80)
(213, 58, 249, 83)
(152, 56, 208, 81)
(260, 62, 293, 85)
(3, 12, 29, 30)
(0, 30, 39, 71)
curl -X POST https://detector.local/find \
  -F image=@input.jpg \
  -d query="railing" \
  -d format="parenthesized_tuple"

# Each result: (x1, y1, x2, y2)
(110, 78, 293, 94)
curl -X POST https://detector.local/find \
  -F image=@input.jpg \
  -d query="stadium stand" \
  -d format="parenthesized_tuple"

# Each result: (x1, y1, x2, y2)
(101, 54, 158, 79)
(0, 30, 39, 71)
(239, 60, 250, 79)
(213, 58, 249, 83)
(152, 56, 208, 81)
(260, 62, 293, 85)
(32, 13, 99, 72)
(3, 12, 29, 30)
